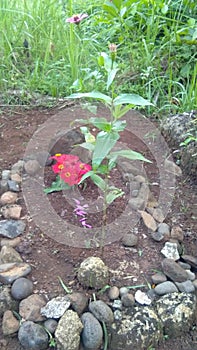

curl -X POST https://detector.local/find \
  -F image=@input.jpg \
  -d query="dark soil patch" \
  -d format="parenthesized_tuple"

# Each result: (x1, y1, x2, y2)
(0, 104, 197, 350)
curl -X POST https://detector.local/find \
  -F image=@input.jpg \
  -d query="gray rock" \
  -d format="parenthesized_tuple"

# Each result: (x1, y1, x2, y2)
(89, 300, 114, 323)
(41, 296, 70, 319)
(178, 261, 191, 270)
(119, 287, 129, 297)
(19, 294, 46, 322)
(151, 272, 167, 285)
(11, 277, 34, 300)
(161, 242, 180, 260)
(151, 231, 165, 242)
(110, 306, 162, 350)
(77, 257, 109, 289)
(182, 254, 197, 269)
(108, 286, 119, 300)
(175, 280, 195, 293)
(0, 245, 23, 264)
(81, 312, 103, 350)
(1, 170, 11, 180)
(128, 197, 146, 210)
(0, 191, 18, 205)
(114, 309, 122, 321)
(11, 160, 25, 175)
(24, 160, 41, 176)
(0, 219, 26, 238)
(121, 293, 135, 307)
(68, 292, 88, 315)
(0, 262, 31, 284)
(154, 281, 178, 295)
(162, 258, 189, 282)
(157, 222, 170, 237)
(193, 280, 197, 289)
(0, 180, 8, 194)
(25, 151, 52, 167)
(122, 233, 138, 247)
(131, 189, 139, 197)
(186, 270, 196, 281)
(7, 180, 20, 192)
(44, 319, 58, 334)
(49, 130, 85, 156)
(156, 292, 196, 337)
(55, 310, 83, 350)
(152, 208, 165, 223)
(2, 310, 20, 335)
(0, 286, 19, 317)
(18, 321, 49, 350)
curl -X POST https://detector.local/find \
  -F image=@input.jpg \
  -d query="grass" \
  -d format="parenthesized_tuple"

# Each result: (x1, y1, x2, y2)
(0, 0, 196, 115)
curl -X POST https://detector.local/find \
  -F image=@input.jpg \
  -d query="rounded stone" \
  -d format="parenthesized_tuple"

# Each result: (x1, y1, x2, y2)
(77, 257, 109, 289)
(24, 160, 41, 176)
(119, 287, 129, 297)
(0, 191, 18, 205)
(121, 293, 135, 307)
(154, 281, 178, 295)
(18, 320, 49, 350)
(68, 292, 88, 315)
(108, 286, 119, 300)
(11, 278, 33, 300)
(122, 233, 138, 247)
(89, 300, 114, 323)
(81, 312, 103, 350)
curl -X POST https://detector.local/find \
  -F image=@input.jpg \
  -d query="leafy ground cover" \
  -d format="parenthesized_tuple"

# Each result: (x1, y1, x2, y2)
(0, 0, 196, 114)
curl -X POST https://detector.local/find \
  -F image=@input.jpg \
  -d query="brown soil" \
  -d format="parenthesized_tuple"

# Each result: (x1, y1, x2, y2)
(0, 104, 197, 350)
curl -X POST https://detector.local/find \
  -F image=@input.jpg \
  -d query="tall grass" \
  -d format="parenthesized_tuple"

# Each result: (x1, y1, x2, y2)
(0, 0, 196, 114)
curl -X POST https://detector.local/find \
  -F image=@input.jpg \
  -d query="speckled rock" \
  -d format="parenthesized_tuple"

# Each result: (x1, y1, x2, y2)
(2, 310, 20, 335)
(0, 286, 19, 317)
(89, 300, 114, 323)
(55, 310, 83, 350)
(1, 204, 22, 219)
(156, 292, 196, 337)
(11, 277, 34, 300)
(41, 296, 70, 319)
(81, 312, 103, 350)
(77, 257, 109, 289)
(110, 306, 162, 350)
(18, 321, 49, 350)
(0, 245, 23, 264)
(170, 225, 184, 242)
(161, 242, 180, 260)
(19, 294, 46, 322)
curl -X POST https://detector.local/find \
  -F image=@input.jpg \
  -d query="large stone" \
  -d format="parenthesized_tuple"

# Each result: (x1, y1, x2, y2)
(0, 245, 23, 264)
(2, 310, 20, 335)
(0, 286, 19, 317)
(154, 281, 178, 295)
(0, 219, 26, 238)
(18, 320, 49, 350)
(19, 294, 46, 322)
(156, 292, 196, 337)
(0, 262, 31, 284)
(77, 257, 109, 289)
(55, 310, 83, 350)
(81, 312, 103, 350)
(89, 300, 114, 323)
(162, 258, 189, 282)
(11, 277, 34, 300)
(161, 242, 180, 260)
(41, 296, 70, 319)
(110, 306, 162, 350)
(175, 280, 195, 293)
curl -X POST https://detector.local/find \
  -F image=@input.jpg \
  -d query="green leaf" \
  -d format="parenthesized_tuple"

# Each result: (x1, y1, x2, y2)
(112, 120, 126, 132)
(44, 176, 71, 193)
(79, 170, 94, 184)
(107, 68, 119, 90)
(67, 92, 112, 105)
(90, 174, 106, 191)
(113, 94, 154, 106)
(79, 142, 95, 151)
(114, 104, 134, 119)
(109, 149, 151, 163)
(89, 117, 111, 131)
(93, 131, 120, 168)
(106, 187, 124, 204)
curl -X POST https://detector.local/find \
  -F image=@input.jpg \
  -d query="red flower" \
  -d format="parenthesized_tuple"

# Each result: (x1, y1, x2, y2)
(66, 13, 88, 25)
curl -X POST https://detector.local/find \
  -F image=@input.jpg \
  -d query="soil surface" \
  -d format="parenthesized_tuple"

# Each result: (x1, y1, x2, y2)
(0, 104, 197, 350)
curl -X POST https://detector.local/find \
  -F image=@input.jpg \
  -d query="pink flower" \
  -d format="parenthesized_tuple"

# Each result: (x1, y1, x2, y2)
(66, 13, 88, 25)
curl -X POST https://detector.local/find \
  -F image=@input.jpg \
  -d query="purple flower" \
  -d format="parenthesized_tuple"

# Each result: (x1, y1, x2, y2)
(66, 13, 88, 25)
(80, 218, 92, 228)
(73, 199, 92, 228)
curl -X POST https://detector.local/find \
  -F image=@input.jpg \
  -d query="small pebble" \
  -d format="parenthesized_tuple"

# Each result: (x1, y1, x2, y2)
(108, 286, 119, 300)
(121, 293, 135, 307)
(119, 287, 129, 297)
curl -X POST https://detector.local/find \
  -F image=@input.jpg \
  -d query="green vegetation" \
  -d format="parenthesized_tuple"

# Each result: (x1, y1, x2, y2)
(0, 0, 196, 114)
